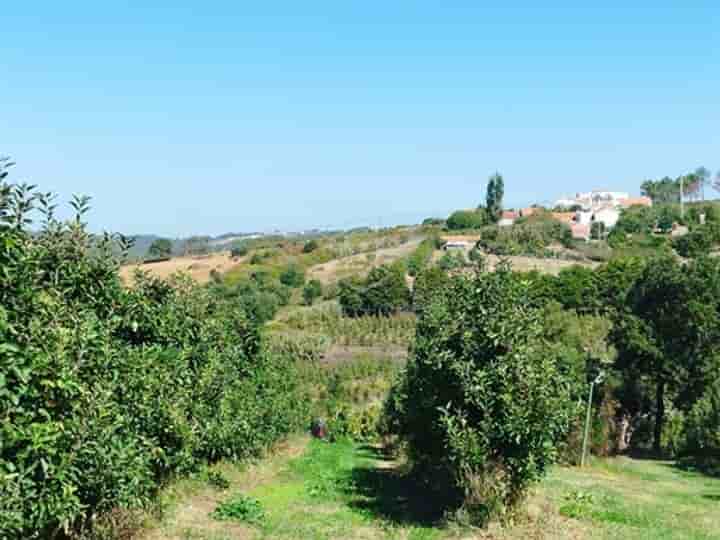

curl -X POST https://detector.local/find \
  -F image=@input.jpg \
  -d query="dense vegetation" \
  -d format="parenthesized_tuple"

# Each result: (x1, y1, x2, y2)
(0, 177, 307, 538)
(384, 265, 576, 525)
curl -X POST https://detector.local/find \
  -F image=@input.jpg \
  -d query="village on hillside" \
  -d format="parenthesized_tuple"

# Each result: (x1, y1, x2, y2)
(499, 190, 655, 241)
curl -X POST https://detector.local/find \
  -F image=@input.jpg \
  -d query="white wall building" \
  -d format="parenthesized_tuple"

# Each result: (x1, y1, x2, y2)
(593, 207, 620, 229)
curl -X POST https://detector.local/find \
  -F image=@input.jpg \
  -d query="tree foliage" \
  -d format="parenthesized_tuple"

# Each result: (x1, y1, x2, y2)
(338, 263, 410, 317)
(147, 237, 172, 258)
(384, 266, 576, 524)
(0, 170, 307, 538)
(446, 209, 487, 230)
(485, 172, 504, 222)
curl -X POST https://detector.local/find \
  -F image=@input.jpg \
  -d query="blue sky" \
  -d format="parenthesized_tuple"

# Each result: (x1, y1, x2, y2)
(2, 2, 718, 236)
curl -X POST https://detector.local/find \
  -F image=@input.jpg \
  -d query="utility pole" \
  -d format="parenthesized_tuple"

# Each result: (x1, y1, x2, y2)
(581, 372, 604, 467)
(680, 175, 684, 220)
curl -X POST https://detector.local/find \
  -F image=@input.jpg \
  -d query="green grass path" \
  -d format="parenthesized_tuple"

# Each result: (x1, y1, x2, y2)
(248, 439, 441, 540)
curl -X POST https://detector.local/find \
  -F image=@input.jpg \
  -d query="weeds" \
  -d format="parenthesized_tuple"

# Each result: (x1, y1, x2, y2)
(211, 494, 265, 525)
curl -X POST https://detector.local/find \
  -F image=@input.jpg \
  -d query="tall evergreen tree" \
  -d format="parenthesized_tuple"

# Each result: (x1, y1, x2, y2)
(485, 172, 504, 222)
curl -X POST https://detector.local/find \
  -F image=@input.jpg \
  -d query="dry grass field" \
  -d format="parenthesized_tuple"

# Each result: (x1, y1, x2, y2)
(120, 252, 244, 284)
(307, 238, 422, 284)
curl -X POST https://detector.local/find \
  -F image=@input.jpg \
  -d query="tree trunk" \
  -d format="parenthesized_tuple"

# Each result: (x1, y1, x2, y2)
(653, 379, 666, 455)
(616, 413, 632, 453)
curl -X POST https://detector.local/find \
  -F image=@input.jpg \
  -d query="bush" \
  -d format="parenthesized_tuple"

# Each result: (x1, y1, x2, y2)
(338, 264, 410, 317)
(477, 216, 572, 256)
(446, 209, 487, 230)
(412, 266, 451, 313)
(303, 239, 319, 253)
(673, 223, 720, 258)
(383, 266, 575, 525)
(230, 244, 249, 258)
(0, 179, 308, 537)
(437, 250, 466, 271)
(406, 237, 437, 276)
(279, 263, 306, 288)
(684, 379, 720, 475)
(302, 279, 323, 305)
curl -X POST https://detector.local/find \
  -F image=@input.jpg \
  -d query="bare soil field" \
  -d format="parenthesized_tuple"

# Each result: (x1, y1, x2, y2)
(120, 252, 244, 284)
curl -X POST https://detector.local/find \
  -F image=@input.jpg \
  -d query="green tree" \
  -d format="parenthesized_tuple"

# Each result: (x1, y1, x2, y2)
(338, 264, 410, 317)
(279, 263, 306, 288)
(611, 255, 720, 453)
(446, 209, 487, 230)
(147, 238, 172, 258)
(641, 177, 681, 205)
(230, 243, 248, 258)
(302, 239, 319, 253)
(184, 236, 210, 256)
(302, 279, 323, 305)
(485, 172, 504, 222)
(384, 266, 575, 524)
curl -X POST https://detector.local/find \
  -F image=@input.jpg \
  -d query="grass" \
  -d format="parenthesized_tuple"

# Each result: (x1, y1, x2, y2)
(241, 439, 442, 540)
(141, 436, 720, 540)
(540, 456, 720, 540)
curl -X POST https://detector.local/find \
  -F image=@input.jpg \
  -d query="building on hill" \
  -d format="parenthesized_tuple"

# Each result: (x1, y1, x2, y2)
(593, 206, 620, 229)
(498, 210, 518, 227)
(571, 223, 590, 241)
(519, 207, 539, 218)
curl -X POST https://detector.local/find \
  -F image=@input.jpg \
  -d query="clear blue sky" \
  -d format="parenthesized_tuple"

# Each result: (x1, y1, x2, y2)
(3, 2, 718, 236)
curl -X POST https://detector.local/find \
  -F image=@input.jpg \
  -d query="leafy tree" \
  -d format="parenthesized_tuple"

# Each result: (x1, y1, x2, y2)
(684, 378, 720, 473)
(338, 264, 410, 317)
(302, 239, 319, 253)
(611, 255, 720, 453)
(641, 177, 681, 205)
(230, 244, 248, 258)
(437, 250, 466, 271)
(147, 238, 172, 258)
(302, 279, 323, 305)
(422, 217, 445, 226)
(279, 263, 306, 288)
(412, 265, 450, 313)
(673, 223, 720, 258)
(184, 235, 210, 256)
(446, 209, 487, 230)
(384, 266, 575, 524)
(0, 165, 307, 537)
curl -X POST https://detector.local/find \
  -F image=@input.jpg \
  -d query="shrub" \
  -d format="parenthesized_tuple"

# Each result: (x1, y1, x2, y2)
(383, 266, 575, 525)
(684, 379, 720, 475)
(279, 263, 306, 288)
(303, 239, 319, 253)
(437, 250, 466, 271)
(674, 223, 720, 258)
(412, 266, 451, 313)
(477, 216, 572, 256)
(446, 209, 487, 230)
(212, 495, 265, 524)
(406, 237, 436, 276)
(338, 264, 410, 317)
(302, 279, 323, 305)
(231, 244, 249, 258)
(0, 177, 308, 537)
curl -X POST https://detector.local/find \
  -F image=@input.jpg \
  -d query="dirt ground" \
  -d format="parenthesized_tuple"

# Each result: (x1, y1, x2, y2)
(308, 238, 423, 284)
(120, 251, 244, 284)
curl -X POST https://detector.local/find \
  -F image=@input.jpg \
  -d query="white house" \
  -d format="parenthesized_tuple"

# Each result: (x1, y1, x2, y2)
(593, 206, 620, 229)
